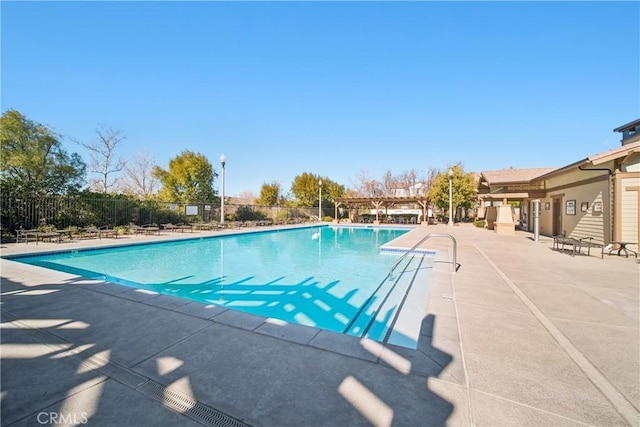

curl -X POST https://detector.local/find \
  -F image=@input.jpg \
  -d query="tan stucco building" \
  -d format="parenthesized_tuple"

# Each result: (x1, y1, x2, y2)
(478, 119, 640, 252)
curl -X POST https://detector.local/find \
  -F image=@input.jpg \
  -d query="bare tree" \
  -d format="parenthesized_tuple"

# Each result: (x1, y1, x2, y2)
(379, 169, 419, 197)
(235, 191, 259, 205)
(397, 169, 418, 196)
(351, 169, 385, 197)
(121, 151, 159, 199)
(350, 167, 440, 198)
(422, 167, 439, 196)
(77, 127, 126, 193)
(381, 169, 395, 196)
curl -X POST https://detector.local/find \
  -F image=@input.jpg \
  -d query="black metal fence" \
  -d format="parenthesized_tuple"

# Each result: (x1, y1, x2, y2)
(0, 194, 323, 235)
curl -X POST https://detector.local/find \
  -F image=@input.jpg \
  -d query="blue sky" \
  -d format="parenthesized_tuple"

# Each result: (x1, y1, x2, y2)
(2, 1, 638, 197)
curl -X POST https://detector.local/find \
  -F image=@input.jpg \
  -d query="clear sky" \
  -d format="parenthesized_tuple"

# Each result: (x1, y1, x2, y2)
(2, 1, 638, 197)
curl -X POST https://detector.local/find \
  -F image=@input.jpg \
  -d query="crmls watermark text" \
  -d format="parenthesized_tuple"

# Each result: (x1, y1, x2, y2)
(37, 412, 89, 425)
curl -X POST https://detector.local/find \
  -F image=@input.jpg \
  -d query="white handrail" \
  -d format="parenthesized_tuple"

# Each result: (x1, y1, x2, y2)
(389, 233, 457, 279)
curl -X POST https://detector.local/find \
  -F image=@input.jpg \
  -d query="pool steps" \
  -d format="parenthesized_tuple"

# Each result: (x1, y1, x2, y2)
(345, 254, 431, 349)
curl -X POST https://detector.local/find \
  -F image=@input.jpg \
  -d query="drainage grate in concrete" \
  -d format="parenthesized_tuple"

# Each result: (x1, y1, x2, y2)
(139, 381, 251, 427)
(3, 313, 251, 427)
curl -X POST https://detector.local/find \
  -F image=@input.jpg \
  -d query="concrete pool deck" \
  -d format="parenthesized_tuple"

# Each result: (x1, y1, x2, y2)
(1, 223, 638, 426)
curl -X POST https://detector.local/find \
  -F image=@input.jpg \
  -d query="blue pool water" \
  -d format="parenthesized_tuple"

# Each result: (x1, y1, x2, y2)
(9, 225, 433, 344)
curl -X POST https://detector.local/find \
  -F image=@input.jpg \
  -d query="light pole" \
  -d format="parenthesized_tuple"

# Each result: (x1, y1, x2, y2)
(318, 179, 322, 222)
(220, 154, 226, 226)
(448, 168, 454, 226)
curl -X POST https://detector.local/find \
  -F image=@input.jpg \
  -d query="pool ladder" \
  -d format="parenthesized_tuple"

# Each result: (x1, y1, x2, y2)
(389, 233, 457, 279)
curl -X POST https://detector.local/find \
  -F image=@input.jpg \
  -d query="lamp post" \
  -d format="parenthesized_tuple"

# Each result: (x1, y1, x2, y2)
(220, 154, 226, 226)
(448, 168, 454, 226)
(318, 179, 322, 222)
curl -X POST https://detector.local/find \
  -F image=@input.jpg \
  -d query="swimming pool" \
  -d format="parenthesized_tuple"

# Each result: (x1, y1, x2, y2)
(7, 225, 434, 348)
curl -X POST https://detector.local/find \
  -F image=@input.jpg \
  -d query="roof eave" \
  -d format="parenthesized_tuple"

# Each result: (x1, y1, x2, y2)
(533, 159, 589, 181)
(591, 148, 638, 166)
(613, 118, 640, 133)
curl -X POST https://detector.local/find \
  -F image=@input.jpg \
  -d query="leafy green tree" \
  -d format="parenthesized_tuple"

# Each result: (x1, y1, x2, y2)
(256, 181, 282, 205)
(153, 150, 216, 203)
(290, 172, 320, 207)
(428, 164, 477, 215)
(322, 180, 346, 207)
(0, 109, 85, 195)
(290, 172, 345, 207)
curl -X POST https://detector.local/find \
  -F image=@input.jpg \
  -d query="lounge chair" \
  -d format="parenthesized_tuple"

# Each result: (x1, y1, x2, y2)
(193, 222, 221, 231)
(161, 223, 178, 232)
(578, 237, 604, 259)
(83, 226, 117, 239)
(17, 229, 62, 244)
(57, 226, 81, 240)
(161, 223, 193, 232)
(127, 223, 145, 235)
(127, 223, 158, 235)
(141, 224, 160, 235)
(553, 235, 582, 256)
(98, 226, 117, 239)
(176, 223, 193, 232)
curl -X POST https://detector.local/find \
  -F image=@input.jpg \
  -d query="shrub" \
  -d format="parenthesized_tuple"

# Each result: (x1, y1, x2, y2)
(234, 205, 266, 221)
(473, 219, 486, 228)
(1, 230, 16, 243)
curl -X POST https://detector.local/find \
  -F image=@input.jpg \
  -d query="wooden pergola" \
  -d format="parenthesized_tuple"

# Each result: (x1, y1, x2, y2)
(333, 196, 431, 223)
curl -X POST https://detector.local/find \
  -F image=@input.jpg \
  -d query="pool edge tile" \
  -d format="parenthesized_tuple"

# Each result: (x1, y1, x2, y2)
(254, 319, 320, 345)
(144, 294, 192, 310)
(172, 301, 229, 320)
(308, 330, 381, 363)
(212, 308, 267, 331)
(117, 288, 160, 302)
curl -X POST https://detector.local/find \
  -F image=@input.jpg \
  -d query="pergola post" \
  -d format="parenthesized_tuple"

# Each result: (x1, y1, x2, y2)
(334, 201, 344, 223)
(371, 201, 384, 224)
(417, 200, 429, 224)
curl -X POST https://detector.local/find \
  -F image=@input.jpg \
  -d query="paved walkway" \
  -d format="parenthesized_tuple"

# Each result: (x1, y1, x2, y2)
(1, 223, 638, 426)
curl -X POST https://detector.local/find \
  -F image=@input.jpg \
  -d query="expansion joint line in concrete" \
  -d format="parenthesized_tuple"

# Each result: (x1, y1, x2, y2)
(473, 244, 640, 427)
(450, 272, 475, 427)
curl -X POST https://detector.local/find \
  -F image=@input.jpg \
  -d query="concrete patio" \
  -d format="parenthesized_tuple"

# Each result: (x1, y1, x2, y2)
(1, 223, 638, 426)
